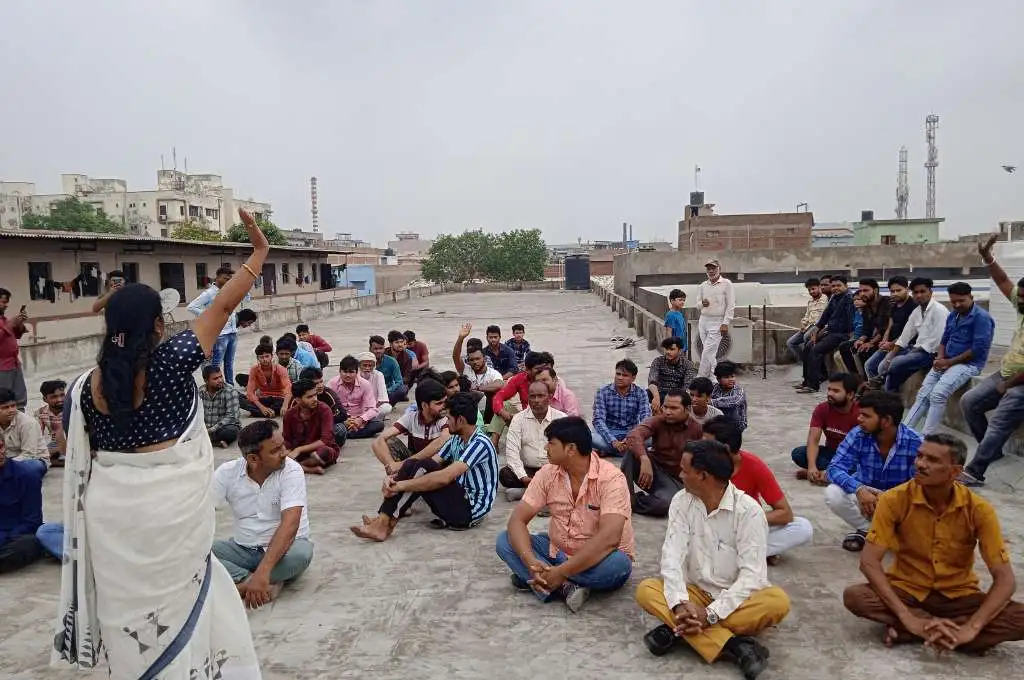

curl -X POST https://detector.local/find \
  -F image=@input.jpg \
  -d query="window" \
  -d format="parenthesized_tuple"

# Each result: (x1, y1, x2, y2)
(129, 202, 136, 208)
(159, 263, 186, 304)
(706, 230, 720, 237)
(121, 262, 139, 283)
(79, 262, 101, 297)
(179, 206, 185, 216)
(142, 202, 147, 207)
(881, 235, 897, 245)
(27, 262, 52, 301)
(196, 262, 208, 289)
(311, 263, 318, 282)
(205, 208, 219, 219)
(297, 263, 305, 282)
(281, 263, 290, 283)
(159, 204, 168, 217)
(188, 205, 201, 218)
(160, 228, 168, 237)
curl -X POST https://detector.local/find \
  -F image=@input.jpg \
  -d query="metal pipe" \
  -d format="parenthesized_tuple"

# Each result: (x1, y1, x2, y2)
(762, 303, 767, 380)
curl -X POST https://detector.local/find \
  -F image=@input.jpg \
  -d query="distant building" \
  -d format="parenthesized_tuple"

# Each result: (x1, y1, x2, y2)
(811, 222, 855, 248)
(283, 228, 325, 248)
(852, 216, 943, 246)
(998, 220, 1024, 242)
(387, 231, 434, 258)
(12, 171, 271, 238)
(677, 193, 814, 252)
(0, 182, 35, 229)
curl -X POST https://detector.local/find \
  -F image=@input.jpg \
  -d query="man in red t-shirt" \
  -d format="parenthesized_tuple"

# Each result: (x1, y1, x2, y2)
(704, 416, 813, 562)
(791, 373, 861, 485)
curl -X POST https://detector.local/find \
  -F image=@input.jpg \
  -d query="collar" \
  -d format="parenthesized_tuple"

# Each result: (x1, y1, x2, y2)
(718, 483, 739, 511)
(586, 452, 602, 480)
(524, 407, 554, 423)
(908, 478, 970, 511)
(956, 303, 979, 321)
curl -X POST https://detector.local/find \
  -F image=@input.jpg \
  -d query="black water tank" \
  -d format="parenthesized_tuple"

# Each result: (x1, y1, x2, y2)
(861, 210, 874, 222)
(690, 191, 705, 206)
(564, 254, 591, 290)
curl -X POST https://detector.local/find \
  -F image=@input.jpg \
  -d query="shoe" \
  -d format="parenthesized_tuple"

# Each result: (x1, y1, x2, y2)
(795, 386, 818, 394)
(958, 470, 985, 487)
(561, 583, 590, 613)
(505, 488, 525, 502)
(726, 636, 769, 680)
(510, 573, 531, 591)
(643, 624, 679, 656)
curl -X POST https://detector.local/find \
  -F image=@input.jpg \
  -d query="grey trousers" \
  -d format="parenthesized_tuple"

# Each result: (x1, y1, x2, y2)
(213, 537, 314, 584)
(0, 367, 27, 409)
(619, 450, 683, 517)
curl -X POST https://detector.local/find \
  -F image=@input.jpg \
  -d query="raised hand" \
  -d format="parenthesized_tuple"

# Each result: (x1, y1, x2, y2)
(978, 234, 998, 262)
(238, 208, 270, 251)
(458, 321, 473, 338)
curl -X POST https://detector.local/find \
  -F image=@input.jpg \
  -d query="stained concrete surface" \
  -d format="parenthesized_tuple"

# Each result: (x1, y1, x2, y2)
(3, 289, 1024, 679)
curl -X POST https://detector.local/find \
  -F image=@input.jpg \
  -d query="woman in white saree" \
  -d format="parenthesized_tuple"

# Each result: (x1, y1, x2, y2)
(52, 209, 269, 679)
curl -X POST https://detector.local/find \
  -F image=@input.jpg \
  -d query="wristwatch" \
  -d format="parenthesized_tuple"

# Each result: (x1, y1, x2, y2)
(705, 608, 719, 626)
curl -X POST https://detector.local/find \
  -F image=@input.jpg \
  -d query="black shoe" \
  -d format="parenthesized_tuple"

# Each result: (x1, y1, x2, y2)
(724, 636, 769, 680)
(510, 574, 531, 591)
(643, 624, 679, 656)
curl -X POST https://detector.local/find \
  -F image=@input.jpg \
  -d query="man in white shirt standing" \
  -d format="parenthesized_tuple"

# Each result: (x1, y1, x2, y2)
(635, 439, 790, 679)
(697, 259, 736, 379)
(878, 277, 950, 392)
(212, 420, 314, 609)
(500, 380, 565, 501)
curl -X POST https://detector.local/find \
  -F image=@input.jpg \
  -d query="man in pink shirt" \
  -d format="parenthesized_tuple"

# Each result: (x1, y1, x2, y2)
(496, 416, 634, 613)
(328, 355, 384, 439)
(534, 366, 580, 416)
(489, 351, 552, 445)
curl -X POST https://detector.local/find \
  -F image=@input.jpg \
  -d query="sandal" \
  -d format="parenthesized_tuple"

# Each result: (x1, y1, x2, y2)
(842, 530, 867, 552)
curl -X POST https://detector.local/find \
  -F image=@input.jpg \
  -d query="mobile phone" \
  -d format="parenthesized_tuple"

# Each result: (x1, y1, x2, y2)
(19, 305, 26, 315)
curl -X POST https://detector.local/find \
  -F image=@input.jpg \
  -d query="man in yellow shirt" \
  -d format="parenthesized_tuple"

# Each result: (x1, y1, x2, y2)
(844, 433, 1024, 653)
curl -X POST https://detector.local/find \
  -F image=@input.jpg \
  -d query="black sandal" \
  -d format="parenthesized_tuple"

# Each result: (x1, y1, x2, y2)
(842, 530, 867, 552)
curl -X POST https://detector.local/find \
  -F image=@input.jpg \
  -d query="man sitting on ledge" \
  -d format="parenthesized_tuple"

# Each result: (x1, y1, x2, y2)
(844, 433, 1024, 654)
(636, 439, 790, 679)
(495, 416, 634, 613)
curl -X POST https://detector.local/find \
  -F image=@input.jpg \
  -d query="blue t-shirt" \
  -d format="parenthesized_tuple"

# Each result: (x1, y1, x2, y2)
(664, 310, 688, 351)
(295, 345, 320, 369)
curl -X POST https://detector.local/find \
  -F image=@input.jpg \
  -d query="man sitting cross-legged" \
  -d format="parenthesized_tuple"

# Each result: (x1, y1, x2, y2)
(703, 416, 813, 563)
(844, 433, 1024, 653)
(240, 343, 292, 417)
(533, 366, 580, 417)
(212, 420, 314, 608)
(200, 365, 241, 448)
(357, 351, 393, 420)
(495, 416, 635, 612)
(686, 377, 723, 426)
(1, 436, 63, 573)
(35, 380, 67, 467)
(327, 355, 385, 440)
(452, 322, 505, 417)
(825, 390, 921, 552)
(636, 439, 790, 679)
(648, 336, 698, 415)
(371, 379, 452, 475)
(352, 392, 498, 541)
(298, 366, 348, 447)
(283, 379, 342, 475)
(499, 379, 565, 501)
(0, 388, 47, 473)
(620, 389, 702, 517)
(791, 372, 860, 485)
(591, 359, 651, 456)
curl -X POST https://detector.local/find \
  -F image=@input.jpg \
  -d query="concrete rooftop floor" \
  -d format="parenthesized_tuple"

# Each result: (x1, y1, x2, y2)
(3, 289, 1024, 679)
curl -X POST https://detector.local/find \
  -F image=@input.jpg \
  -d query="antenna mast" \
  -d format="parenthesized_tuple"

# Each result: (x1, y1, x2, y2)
(924, 114, 939, 219)
(310, 176, 319, 232)
(896, 146, 909, 219)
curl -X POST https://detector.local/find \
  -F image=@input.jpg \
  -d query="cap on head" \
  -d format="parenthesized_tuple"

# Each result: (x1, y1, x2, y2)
(704, 258, 720, 268)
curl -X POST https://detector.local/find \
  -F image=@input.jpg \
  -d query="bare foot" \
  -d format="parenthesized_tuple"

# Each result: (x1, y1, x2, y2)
(304, 465, 325, 475)
(350, 517, 395, 542)
(884, 626, 899, 648)
(361, 514, 375, 525)
(795, 469, 808, 480)
(268, 583, 284, 601)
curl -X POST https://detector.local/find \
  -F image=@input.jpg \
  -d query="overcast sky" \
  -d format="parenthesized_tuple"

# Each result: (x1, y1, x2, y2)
(3, 1, 1022, 246)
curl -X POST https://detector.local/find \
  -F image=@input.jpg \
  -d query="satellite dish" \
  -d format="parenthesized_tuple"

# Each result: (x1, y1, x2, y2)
(160, 288, 181, 316)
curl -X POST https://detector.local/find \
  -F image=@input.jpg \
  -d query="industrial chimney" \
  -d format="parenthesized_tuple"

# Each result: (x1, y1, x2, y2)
(622, 222, 627, 247)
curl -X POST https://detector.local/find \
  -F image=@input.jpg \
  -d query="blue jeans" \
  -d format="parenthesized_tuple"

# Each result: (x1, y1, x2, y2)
(210, 333, 238, 384)
(904, 364, 981, 435)
(790, 445, 837, 472)
(865, 347, 905, 378)
(495, 531, 632, 601)
(884, 348, 934, 392)
(213, 537, 314, 584)
(591, 427, 628, 456)
(786, 328, 812, 362)
(962, 373, 1024, 481)
(35, 523, 64, 560)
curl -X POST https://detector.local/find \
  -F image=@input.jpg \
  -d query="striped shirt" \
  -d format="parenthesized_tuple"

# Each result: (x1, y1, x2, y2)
(439, 430, 498, 522)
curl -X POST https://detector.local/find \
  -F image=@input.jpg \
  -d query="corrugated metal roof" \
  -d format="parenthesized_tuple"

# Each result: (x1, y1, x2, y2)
(0, 228, 343, 254)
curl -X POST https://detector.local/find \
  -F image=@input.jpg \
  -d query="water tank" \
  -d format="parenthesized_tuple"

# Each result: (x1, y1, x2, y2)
(861, 210, 875, 222)
(690, 191, 705, 206)
(564, 254, 591, 290)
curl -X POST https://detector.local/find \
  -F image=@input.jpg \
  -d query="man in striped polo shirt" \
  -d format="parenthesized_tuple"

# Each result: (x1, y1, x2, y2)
(351, 392, 499, 541)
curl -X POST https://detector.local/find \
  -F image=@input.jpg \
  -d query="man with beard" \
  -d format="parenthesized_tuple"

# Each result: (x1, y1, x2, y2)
(878, 278, 949, 392)
(35, 380, 67, 467)
(824, 391, 921, 552)
(786, 278, 828, 362)
(212, 420, 314, 607)
(621, 389, 702, 517)
(865, 276, 914, 379)
(370, 335, 407, 404)
(844, 434, 1024, 654)
(283, 379, 341, 475)
(0, 388, 48, 471)
(0, 289, 28, 411)
(839, 278, 890, 377)
(648, 337, 698, 414)
(357, 351, 392, 420)
(384, 330, 415, 388)
(960, 235, 1024, 486)
(696, 259, 736, 379)
(299, 366, 348, 444)
(797, 276, 855, 394)
(791, 373, 860, 485)
(199, 367, 241, 448)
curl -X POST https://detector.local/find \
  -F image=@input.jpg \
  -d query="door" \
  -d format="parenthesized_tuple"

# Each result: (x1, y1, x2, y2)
(261, 263, 277, 296)
(319, 263, 334, 290)
(158, 263, 186, 304)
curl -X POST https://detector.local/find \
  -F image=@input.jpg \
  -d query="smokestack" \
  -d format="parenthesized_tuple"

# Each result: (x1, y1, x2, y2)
(622, 222, 627, 246)
(629, 224, 633, 242)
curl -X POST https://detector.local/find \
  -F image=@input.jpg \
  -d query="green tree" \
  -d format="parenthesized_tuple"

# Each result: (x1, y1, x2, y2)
(170, 220, 222, 242)
(21, 196, 126, 233)
(225, 214, 287, 246)
(484, 229, 547, 282)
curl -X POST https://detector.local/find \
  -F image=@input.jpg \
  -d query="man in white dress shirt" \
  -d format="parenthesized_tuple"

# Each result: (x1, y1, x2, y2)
(635, 439, 790, 679)
(697, 259, 736, 379)
(878, 277, 950, 392)
(499, 380, 566, 501)
(212, 420, 314, 609)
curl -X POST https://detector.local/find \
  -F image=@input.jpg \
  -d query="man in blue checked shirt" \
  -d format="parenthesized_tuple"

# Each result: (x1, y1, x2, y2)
(904, 282, 994, 436)
(591, 359, 651, 456)
(825, 390, 921, 553)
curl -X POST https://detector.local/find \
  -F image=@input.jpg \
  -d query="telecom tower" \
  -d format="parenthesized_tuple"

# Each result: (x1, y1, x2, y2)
(925, 114, 939, 219)
(895, 146, 909, 219)
(310, 176, 319, 232)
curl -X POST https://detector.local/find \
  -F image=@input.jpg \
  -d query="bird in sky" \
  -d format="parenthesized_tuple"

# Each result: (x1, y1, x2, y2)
(1002, 165, 1016, 173)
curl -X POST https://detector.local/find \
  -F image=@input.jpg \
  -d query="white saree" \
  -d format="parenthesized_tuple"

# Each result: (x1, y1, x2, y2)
(52, 373, 262, 679)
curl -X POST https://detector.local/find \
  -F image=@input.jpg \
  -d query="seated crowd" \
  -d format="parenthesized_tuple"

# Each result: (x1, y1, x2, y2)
(5, 235, 1024, 678)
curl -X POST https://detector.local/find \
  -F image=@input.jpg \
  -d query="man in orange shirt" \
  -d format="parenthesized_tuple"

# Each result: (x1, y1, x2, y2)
(495, 416, 634, 613)
(240, 343, 292, 417)
(844, 433, 1024, 653)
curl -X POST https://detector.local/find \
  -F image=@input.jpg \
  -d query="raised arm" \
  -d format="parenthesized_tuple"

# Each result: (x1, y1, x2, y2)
(979, 234, 1015, 301)
(452, 322, 471, 374)
(191, 209, 269, 355)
